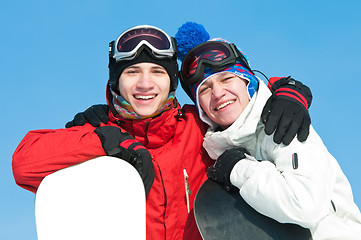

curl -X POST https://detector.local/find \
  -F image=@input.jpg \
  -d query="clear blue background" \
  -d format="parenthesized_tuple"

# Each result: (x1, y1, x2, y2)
(1, 0, 360, 239)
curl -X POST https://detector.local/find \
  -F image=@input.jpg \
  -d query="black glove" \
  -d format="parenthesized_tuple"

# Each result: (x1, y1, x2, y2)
(261, 76, 312, 145)
(207, 147, 250, 191)
(94, 126, 155, 194)
(65, 104, 109, 128)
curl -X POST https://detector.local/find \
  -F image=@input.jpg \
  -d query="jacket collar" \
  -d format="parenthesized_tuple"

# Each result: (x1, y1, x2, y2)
(106, 84, 182, 148)
(111, 104, 181, 149)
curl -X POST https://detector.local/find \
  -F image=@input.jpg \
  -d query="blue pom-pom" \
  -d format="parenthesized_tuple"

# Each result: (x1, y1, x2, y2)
(175, 22, 210, 61)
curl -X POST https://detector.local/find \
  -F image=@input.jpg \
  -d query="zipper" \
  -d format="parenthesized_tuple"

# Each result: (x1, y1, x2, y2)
(183, 168, 191, 213)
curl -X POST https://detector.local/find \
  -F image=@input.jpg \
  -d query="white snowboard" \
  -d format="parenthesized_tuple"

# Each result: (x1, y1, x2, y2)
(35, 156, 146, 240)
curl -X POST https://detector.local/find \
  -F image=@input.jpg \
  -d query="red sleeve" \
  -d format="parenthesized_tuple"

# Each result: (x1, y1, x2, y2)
(12, 124, 113, 193)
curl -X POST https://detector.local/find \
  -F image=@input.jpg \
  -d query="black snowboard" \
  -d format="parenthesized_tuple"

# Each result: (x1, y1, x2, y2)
(194, 179, 312, 240)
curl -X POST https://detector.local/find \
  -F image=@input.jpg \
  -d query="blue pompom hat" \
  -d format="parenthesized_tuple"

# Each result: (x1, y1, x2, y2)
(175, 22, 259, 128)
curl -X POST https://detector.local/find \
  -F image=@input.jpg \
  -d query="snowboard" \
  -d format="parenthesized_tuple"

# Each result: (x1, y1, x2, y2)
(194, 179, 312, 240)
(35, 156, 146, 240)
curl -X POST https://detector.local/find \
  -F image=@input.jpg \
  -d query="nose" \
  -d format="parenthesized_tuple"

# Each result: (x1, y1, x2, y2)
(136, 72, 154, 91)
(211, 83, 226, 99)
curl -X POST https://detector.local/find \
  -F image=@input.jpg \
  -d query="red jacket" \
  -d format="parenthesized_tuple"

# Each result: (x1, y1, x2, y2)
(13, 100, 213, 240)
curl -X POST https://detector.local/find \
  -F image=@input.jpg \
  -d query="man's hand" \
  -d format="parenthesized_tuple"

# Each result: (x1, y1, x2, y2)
(66, 104, 109, 128)
(261, 77, 312, 145)
(94, 126, 154, 194)
(207, 147, 250, 191)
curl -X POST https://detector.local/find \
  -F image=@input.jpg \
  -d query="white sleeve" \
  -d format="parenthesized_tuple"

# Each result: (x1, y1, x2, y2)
(230, 126, 335, 228)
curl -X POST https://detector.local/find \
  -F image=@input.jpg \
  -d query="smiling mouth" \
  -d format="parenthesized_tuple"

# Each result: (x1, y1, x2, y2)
(134, 94, 156, 100)
(215, 100, 235, 111)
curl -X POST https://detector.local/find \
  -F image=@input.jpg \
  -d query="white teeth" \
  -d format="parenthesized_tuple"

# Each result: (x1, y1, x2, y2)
(134, 95, 156, 100)
(216, 100, 235, 110)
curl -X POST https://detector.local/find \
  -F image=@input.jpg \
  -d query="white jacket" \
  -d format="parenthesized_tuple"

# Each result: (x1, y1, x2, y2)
(203, 81, 361, 239)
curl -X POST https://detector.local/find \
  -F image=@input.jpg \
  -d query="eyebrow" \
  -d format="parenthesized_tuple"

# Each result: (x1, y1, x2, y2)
(218, 72, 231, 76)
(125, 66, 166, 70)
(126, 66, 140, 70)
(151, 66, 166, 70)
(217, 72, 235, 78)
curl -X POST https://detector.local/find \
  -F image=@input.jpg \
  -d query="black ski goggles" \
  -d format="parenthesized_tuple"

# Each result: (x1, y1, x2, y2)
(180, 41, 253, 86)
(109, 25, 178, 62)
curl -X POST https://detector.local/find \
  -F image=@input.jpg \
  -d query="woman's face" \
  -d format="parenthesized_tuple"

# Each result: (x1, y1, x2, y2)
(198, 72, 250, 129)
(118, 62, 170, 116)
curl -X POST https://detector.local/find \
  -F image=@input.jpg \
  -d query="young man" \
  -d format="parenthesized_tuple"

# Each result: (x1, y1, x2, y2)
(176, 22, 361, 239)
(13, 24, 312, 239)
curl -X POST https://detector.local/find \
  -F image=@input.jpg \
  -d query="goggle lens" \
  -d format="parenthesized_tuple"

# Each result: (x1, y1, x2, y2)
(117, 28, 171, 52)
(182, 42, 233, 79)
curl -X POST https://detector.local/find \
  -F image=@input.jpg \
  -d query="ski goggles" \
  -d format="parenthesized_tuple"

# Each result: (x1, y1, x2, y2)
(109, 25, 177, 62)
(180, 41, 253, 86)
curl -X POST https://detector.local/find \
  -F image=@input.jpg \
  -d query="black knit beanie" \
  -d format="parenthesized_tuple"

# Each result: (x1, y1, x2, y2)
(109, 47, 179, 93)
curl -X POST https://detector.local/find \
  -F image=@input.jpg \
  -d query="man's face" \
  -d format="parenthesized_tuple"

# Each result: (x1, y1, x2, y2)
(118, 62, 171, 116)
(198, 72, 250, 129)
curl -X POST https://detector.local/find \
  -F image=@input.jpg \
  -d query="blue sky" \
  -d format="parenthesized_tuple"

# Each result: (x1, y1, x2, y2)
(1, 0, 360, 239)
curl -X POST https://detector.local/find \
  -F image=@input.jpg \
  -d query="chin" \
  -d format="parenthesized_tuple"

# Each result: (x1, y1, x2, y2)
(218, 118, 237, 128)
(134, 108, 158, 117)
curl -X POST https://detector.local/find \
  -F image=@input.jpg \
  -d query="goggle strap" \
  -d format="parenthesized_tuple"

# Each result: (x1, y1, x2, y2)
(171, 37, 178, 53)
(179, 72, 195, 101)
(109, 41, 115, 58)
(230, 43, 253, 73)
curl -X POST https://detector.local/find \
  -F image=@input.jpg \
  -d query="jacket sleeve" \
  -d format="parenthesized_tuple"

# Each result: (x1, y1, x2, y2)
(12, 124, 108, 193)
(230, 126, 335, 228)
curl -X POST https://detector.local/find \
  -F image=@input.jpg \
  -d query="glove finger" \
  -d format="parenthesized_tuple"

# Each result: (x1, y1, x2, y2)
(142, 158, 155, 195)
(112, 146, 132, 160)
(261, 97, 273, 124)
(143, 174, 154, 195)
(84, 109, 102, 127)
(66, 113, 86, 128)
(65, 121, 74, 128)
(297, 116, 311, 142)
(281, 113, 303, 145)
(96, 105, 109, 125)
(207, 166, 218, 181)
(273, 109, 293, 144)
(73, 113, 86, 126)
(127, 153, 143, 175)
(219, 147, 249, 161)
(133, 149, 154, 195)
(265, 105, 284, 137)
(122, 152, 151, 195)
